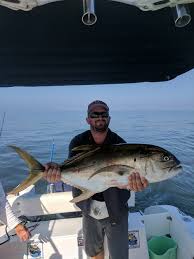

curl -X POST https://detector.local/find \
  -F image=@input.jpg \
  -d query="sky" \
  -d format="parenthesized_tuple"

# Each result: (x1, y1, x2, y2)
(0, 69, 194, 113)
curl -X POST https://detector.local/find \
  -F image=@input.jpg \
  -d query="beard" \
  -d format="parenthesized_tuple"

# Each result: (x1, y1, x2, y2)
(91, 120, 109, 132)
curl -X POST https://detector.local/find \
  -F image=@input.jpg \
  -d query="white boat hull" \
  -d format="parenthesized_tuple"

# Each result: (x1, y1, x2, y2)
(0, 187, 194, 259)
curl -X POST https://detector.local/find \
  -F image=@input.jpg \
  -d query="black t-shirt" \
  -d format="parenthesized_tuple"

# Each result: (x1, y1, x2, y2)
(68, 129, 126, 201)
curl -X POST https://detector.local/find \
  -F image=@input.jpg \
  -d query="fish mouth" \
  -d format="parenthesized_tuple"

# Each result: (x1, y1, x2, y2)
(173, 164, 182, 170)
(169, 164, 182, 172)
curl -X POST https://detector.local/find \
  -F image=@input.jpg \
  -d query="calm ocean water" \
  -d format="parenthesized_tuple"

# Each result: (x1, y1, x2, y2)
(0, 110, 193, 216)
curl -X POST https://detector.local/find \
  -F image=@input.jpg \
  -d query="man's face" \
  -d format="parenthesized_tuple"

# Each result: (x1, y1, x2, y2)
(86, 107, 110, 132)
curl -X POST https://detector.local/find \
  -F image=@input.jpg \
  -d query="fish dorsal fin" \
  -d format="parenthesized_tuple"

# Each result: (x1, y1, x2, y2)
(72, 145, 96, 152)
(61, 146, 101, 168)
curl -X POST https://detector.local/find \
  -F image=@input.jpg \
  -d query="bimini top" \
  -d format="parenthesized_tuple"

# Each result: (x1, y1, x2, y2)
(0, 0, 194, 87)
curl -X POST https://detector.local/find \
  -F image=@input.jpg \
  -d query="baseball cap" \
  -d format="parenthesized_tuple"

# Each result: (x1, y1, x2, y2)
(87, 100, 109, 114)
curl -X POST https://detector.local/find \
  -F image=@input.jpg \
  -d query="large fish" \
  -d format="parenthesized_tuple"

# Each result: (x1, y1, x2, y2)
(8, 144, 182, 203)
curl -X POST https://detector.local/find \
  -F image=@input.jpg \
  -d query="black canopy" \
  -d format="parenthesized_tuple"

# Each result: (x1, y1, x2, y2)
(0, 0, 194, 86)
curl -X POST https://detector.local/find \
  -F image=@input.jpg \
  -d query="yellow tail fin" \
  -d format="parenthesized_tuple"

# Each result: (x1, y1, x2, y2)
(8, 145, 44, 195)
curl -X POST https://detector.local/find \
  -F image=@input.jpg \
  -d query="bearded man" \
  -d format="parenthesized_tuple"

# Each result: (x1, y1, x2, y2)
(44, 100, 148, 259)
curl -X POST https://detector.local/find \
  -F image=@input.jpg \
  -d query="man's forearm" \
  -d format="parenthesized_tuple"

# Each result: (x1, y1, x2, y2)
(0, 182, 21, 230)
(6, 200, 21, 230)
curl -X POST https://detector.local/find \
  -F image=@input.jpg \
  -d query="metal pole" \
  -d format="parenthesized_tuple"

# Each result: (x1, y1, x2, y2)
(82, 0, 97, 26)
(0, 112, 6, 138)
(171, 4, 191, 27)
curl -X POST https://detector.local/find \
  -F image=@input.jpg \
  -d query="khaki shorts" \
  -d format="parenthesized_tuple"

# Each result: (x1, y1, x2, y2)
(82, 212, 129, 259)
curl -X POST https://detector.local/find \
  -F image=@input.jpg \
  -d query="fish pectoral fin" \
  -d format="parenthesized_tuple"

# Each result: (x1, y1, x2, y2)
(88, 165, 135, 180)
(70, 190, 95, 203)
(8, 172, 43, 195)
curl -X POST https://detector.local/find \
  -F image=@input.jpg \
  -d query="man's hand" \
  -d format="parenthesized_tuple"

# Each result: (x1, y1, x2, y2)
(118, 172, 149, 192)
(15, 223, 31, 241)
(43, 162, 61, 183)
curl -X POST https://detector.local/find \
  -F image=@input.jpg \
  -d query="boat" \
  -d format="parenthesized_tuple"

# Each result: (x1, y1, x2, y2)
(0, 1, 194, 258)
(0, 0, 194, 86)
(0, 185, 194, 258)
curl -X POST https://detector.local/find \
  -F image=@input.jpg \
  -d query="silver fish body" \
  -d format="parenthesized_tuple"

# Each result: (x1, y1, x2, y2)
(9, 144, 182, 202)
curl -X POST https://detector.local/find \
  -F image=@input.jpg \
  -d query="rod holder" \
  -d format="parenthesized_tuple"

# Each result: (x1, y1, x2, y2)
(82, 0, 97, 26)
(172, 4, 191, 28)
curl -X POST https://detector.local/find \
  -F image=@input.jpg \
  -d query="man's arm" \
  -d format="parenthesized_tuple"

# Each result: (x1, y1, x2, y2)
(43, 162, 61, 183)
(43, 136, 79, 182)
(118, 172, 149, 191)
(0, 182, 30, 241)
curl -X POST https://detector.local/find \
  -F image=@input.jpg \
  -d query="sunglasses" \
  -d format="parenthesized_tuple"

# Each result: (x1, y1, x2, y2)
(89, 112, 109, 119)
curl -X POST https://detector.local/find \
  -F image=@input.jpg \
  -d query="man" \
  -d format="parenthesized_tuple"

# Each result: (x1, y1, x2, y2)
(44, 100, 148, 259)
(0, 181, 30, 241)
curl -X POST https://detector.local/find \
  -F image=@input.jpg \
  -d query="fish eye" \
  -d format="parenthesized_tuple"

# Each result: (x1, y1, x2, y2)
(163, 155, 170, 161)
(118, 170, 124, 176)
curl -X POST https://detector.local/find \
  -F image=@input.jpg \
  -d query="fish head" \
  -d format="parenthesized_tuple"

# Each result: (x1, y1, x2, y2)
(146, 148, 182, 183)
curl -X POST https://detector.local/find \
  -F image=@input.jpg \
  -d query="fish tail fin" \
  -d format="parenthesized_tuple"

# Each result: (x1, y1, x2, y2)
(8, 145, 44, 195)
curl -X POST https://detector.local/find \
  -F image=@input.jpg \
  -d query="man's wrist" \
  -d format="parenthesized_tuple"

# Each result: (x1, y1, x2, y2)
(15, 223, 25, 231)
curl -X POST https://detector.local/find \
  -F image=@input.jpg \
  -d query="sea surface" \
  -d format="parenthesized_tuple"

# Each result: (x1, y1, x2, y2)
(0, 110, 194, 216)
